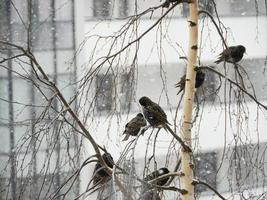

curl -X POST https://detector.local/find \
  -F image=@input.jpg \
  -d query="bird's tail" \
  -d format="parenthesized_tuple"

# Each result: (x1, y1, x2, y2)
(122, 133, 130, 141)
(164, 124, 192, 152)
(214, 59, 221, 64)
(177, 88, 185, 95)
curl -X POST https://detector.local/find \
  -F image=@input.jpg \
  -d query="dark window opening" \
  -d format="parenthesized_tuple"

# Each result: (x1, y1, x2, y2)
(118, 0, 129, 17)
(93, 0, 111, 18)
(194, 151, 217, 193)
(96, 74, 113, 112)
(120, 72, 133, 112)
(229, 0, 264, 16)
(228, 142, 267, 190)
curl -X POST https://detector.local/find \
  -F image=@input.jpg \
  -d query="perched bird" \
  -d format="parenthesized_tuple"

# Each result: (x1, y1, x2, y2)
(144, 167, 170, 186)
(92, 153, 115, 185)
(141, 190, 161, 200)
(139, 96, 192, 152)
(175, 70, 206, 95)
(162, 0, 191, 8)
(122, 113, 147, 141)
(141, 168, 170, 200)
(139, 96, 170, 128)
(215, 45, 246, 64)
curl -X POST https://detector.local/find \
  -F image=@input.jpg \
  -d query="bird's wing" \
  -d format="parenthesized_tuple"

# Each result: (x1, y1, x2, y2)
(123, 122, 129, 134)
(128, 116, 147, 128)
(122, 134, 130, 141)
(103, 153, 115, 167)
(175, 75, 186, 94)
(223, 47, 233, 58)
(175, 75, 186, 88)
(228, 46, 236, 52)
(144, 170, 158, 181)
(147, 103, 169, 124)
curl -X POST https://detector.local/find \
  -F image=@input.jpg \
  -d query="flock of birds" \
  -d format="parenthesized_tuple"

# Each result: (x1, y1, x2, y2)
(91, 45, 246, 197)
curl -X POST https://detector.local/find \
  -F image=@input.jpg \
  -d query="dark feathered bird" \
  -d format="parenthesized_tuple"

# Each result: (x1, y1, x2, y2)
(122, 113, 147, 141)
(175, 70, 206, 95)
(141, 168, 170, 200)
(215, 45, 246, 64)
(144, 167, 170, 186)
(141, 191, 161, 200)
(92, 153, 115, 185)
(162, 0, 191, 8)
(139, 96, 192, 152)
(139, 96, 170, 128)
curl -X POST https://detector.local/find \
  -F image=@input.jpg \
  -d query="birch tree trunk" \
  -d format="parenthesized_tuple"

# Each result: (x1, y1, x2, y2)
(180, 0, 198, 199)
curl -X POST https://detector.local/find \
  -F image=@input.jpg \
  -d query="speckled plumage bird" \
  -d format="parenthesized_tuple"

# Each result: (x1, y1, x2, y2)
(175, 70, 206, 95)
(162, 0, 191, 8)
(141, 190, 161, 200)
(139, 96, 170, 128)
(141, 168, 170, 200)
(144, 167, 170, 186)
(92, 153, 115, 185)
(122, 113, 147, 141)
(215, 45, 246, 64)
(139, 96, 192, 152)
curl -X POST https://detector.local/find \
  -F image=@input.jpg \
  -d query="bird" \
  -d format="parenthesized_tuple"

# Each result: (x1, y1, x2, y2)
(144, 167, 170, 186)
(122, 113, 147, 141)
(92, 153, 115, 185)
(162, 0, 191, 8)
(141, 190, 161, 200)
(141, 168, 170, 200)
(215, 45, 246, 64)
(139, 96, 170, 128)
(175, 69, 206, 95)
(139, 96, 192, 152)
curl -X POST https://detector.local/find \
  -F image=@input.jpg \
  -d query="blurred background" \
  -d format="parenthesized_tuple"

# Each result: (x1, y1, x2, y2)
(0, 0, 267, 199)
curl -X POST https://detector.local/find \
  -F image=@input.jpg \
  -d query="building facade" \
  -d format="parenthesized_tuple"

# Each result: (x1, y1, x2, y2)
(0, 0, 267, 199)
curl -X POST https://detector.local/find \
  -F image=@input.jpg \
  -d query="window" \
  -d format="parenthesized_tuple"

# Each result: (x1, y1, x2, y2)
(216, 58, 267, 102)
(229, 0, 266, 16)
(86, 0, 130, 19)
(216, 142, 267, 193)
(227, 142, 267, 190)
(118, 0, 129, 17)
(93, 0, 112, 18)
(0, 1, 9, 42)
(0, 127, 9, 153)
(122, 160, 136, 200)
(239, 58, 267, 101)
(95, 72, 134, 113)
(95, 74, 113, 112)
(0, 176, 7, 199)
(33, 22, 53, 51)
(216, 0, 266, 16)
(195, 70, 217, 102)
(8, 172, 79, 199)
(194, 151, 217, 193)
(0, 78, 9, 121)
(120, 72, 133, 112)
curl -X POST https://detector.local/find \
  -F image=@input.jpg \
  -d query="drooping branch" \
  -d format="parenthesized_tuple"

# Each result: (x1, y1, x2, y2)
(81, 1, 191, 87)
(192, 179, 227, 200)
(198, 10, 228, 49)
(0, 40, 111, 175)
(200, 66, 267, 111)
